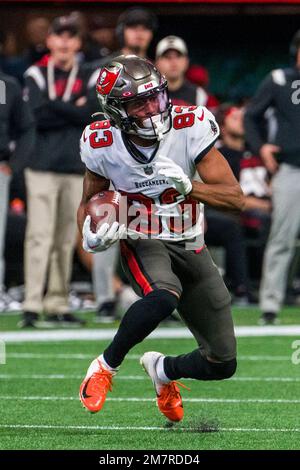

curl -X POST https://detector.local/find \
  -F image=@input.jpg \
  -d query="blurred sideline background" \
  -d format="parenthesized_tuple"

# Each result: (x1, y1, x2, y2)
(0, 0, 299, 323)
(1, 1, 298, 100)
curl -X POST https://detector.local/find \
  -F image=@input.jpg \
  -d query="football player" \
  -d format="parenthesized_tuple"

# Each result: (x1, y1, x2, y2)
(78, 55, 244, 422)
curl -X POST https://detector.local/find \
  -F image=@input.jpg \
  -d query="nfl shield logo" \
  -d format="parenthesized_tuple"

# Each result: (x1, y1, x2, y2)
(144, 166, 153, 175)
(209, 119, 218, 135)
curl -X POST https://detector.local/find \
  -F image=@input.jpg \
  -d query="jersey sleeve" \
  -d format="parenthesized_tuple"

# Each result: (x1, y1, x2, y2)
(80, 125, 109, 179)
(188, 106, 220, 164)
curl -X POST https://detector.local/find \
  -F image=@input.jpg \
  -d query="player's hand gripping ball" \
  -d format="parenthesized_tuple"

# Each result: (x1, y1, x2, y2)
(82, 190, 126, 253)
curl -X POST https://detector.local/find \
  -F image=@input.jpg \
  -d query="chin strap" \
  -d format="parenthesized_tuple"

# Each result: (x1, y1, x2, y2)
(152, 116, 164, 141)
(135, 114, 166, 141)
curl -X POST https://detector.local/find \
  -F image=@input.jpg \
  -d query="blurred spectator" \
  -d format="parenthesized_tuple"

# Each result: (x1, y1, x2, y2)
(69, 11, 89, 64)
(0, 30, 11, 75)
(0, 31, 25, 82)
(0, 65, 35, 312)
(116, 7, 157, 58)
(5, 198, 26, 289)
(207, 108, 250, 304)
(24, 17, 49, 66)
(206, 104, 270, 304)
(3, 32, 18, 58)
(187, 64, 209, 88)
(88, 6, 157, 72)
(20, 15, 97, 328)
(217, 105, 245, 178)
(218, 104, 271, 207)
(217, 104, 271, 289)
(186, 64, 220, 113)
(0, 31, 6, 70)
(244, 30, 300, 325)
(92, 244, 120, 323)
(204, 209, 250, 304)
(69, 11, 87, 37)
(85, 15, 116, 62)
(155, 36, 211, 109)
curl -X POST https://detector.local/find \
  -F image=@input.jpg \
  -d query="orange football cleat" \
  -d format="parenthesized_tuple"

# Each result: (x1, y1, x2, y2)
(140, 351, 190, 422)
(157, 380, 187, 422)
(79, 358, 115, 413)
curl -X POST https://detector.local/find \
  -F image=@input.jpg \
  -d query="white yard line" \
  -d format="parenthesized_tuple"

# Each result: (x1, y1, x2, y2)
(6, 353, 97, 359)
(0, 374, 299, 382)
(0, 423, 300, 433)
(0, 395, 299, 403)
(1, 325, 300, 343)
(238, 355, 291, 361)
(4, 353, 293, 361)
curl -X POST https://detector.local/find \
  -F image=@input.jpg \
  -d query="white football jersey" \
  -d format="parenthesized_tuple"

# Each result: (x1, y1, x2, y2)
(80, 105, 219, 242)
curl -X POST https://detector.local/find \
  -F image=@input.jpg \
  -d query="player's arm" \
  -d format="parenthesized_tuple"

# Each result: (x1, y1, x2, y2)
(193, 146, 245, 211)
(157, 147, 245, 212)
(77, 168, 110, 233)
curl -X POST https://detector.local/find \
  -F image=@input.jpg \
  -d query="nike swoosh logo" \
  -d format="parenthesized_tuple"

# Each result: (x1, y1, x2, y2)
(81, 378, 92, 399)
(198, 109, 205, 121)
(173, 400, 182, 407)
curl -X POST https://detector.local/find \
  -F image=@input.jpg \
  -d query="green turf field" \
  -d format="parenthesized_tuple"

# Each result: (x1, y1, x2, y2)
(0, 307, 300, 450)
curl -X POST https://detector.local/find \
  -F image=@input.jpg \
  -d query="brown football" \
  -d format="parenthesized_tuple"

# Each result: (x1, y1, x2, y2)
(86, 190, 121, 233)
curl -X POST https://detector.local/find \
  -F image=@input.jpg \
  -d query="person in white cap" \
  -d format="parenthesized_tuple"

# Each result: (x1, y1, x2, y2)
(156, 35, 209, 108)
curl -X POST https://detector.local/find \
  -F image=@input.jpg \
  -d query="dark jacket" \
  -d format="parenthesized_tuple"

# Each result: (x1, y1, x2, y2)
(169, 80, 207, 108)
(24, 57, 98, 175)
(244, 67, 300, 168)
(0, 71, 35, 173)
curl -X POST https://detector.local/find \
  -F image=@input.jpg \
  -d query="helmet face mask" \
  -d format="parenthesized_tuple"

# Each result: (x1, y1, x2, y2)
(122, 87, 171, 140)
(96, 55, 172, 141)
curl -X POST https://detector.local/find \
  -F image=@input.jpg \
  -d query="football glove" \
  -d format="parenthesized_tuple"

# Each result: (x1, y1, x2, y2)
(156, 155, 193, 196)
(82, 215, 126, 253)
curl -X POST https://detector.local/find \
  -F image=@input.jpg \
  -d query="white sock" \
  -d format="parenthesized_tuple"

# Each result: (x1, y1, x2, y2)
(98, 354, 118, 372)
(156, 356, 170, 384)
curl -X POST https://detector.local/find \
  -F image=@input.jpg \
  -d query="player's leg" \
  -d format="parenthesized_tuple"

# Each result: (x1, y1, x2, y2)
(166, 246, 236, 380)
(22, 170, 58, 327)
(259, 164, 300, 323)
(141, 246, 236, 392)
(80, 238, 181, 414)
(103, 239, 181, 367)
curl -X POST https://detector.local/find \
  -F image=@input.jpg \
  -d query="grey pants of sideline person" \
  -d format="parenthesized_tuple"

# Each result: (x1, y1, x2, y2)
(260, 163, 300, 313)
(0, 169, 10, 291)
(92, 243, 119, 307)
(23, 169, 83, 314)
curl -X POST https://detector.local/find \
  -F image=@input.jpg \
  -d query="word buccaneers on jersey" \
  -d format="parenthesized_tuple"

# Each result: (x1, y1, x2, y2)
(80, 106, 219, 243)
